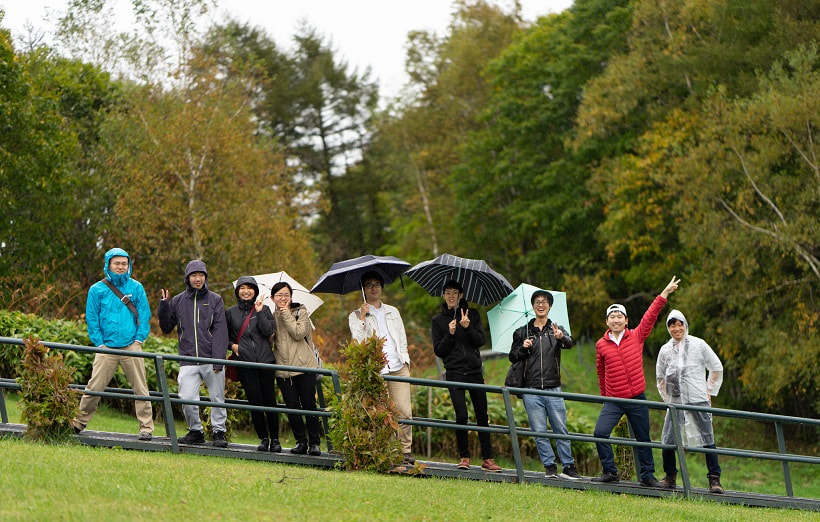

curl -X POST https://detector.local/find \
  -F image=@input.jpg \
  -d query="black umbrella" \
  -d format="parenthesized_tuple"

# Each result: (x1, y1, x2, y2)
(404, 253, 514, 306)
(310, 255, 411, 296)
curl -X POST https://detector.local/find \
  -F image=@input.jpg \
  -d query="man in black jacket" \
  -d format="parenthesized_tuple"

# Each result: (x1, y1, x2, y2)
(509, 290, 580, 479)
(431, 280, 501, 472)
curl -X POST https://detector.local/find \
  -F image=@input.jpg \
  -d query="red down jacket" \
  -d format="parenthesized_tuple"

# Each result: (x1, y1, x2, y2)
(596, 295, 667, 398)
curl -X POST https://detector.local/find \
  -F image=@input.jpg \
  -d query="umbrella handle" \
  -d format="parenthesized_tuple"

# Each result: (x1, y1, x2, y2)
(360, 284, 370, 316)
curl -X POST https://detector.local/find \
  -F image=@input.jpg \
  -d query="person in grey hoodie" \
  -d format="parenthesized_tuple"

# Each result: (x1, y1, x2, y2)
(159, 260, 229, 447)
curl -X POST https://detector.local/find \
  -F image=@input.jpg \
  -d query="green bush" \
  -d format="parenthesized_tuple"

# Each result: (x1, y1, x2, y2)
(17, 335, 78, 442)
(328, 337, 403, 471)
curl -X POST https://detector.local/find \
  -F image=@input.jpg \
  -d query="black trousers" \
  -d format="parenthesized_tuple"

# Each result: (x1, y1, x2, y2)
(237, 366, 279, 441)
(277, 373, 321, 445)
(446, 372, 493, 460)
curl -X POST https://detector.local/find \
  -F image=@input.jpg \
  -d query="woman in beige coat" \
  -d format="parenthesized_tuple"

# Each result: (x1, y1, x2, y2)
(270, 281, 321, 456)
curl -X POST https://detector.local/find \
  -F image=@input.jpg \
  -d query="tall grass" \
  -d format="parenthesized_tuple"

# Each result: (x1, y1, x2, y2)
(0, 438, 812, 521)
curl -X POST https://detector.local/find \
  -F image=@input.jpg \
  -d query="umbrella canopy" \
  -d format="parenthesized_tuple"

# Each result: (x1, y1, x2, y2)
(310, 254, 411, 295)
(404, 253, 513, 306)
(234, 272, 324, 316)
(487, 283, 571, 353)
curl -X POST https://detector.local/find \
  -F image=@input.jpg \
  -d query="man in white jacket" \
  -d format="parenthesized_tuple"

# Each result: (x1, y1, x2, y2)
(656, 309, 724, 493)
(348, 271, 414, 465)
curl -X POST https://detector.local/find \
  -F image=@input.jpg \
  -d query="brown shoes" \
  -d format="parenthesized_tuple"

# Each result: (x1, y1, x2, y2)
(708, 475, 724, 494)
(457, 457, 471, 470)
(659, 473, 677, 488)
(481, 459, 502, 472)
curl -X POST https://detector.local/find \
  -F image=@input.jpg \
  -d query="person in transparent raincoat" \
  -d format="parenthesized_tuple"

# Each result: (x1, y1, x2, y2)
(656, 309, 725, 493)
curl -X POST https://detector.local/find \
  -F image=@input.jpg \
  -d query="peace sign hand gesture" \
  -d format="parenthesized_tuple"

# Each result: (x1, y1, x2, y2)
(551, 323, 564, 340)
(459, 309, 470, 329)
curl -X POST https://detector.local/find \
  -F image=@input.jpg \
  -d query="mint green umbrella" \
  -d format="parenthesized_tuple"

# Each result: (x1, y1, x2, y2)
(487, 283, 570, 353)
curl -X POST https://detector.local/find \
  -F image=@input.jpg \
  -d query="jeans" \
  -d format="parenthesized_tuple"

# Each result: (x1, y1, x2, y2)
(446, 372, 493, 460)
(236, 366, 279, 441)
(662, 445, 721, 478)
(522, 389, 574, 468)
(178, 364, 226, 432)
(277, 374, 321, 446)
(593, 393, 656, 480)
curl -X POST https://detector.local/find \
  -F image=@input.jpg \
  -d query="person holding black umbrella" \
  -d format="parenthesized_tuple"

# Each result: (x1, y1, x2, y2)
(431, 280, 502, 472)
(348, 271, 415, 465)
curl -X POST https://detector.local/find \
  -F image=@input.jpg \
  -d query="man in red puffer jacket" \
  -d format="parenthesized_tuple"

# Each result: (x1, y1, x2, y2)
(591, 276, 680, 487)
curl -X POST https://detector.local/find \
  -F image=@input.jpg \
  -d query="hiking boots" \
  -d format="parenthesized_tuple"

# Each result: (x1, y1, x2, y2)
(708, 475, 724, 494)
(560, 464, 581, 480)
(178, 429, 205, 445)
(213, 430, 228, 448)
(659, 473, 677, 488)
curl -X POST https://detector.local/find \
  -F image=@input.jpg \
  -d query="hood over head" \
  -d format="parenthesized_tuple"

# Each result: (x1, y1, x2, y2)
(666, 309, 689, 336)
(184, 259, 208, 290)
(234, 275, 259, 301)
(104, 247, 132, 286)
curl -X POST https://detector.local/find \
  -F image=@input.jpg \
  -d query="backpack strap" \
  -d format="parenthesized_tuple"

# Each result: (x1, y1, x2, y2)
(102, 279, 140, 326)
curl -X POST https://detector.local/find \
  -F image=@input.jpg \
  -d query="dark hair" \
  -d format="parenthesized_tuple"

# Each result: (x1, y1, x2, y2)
(270, 281, 292, 296)
(360, 271, 384, 287)
(530, 290, 553, 307)
(442, 279, 463, 293)
(667, 318, 684, 327)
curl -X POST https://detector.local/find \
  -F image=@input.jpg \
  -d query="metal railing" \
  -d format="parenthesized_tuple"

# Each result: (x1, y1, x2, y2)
(1, 336, 818, 502)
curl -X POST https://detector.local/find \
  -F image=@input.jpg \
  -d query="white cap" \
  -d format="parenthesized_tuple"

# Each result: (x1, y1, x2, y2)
(606, 304, 627, 318)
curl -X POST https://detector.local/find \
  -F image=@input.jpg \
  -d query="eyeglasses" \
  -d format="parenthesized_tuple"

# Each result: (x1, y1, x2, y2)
(533, 299, 550, 306)
(273, 293, 290, 299)
(364, 283, 381, 289)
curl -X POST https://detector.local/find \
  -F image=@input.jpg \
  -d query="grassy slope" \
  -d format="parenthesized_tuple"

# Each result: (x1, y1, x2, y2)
(0, 438, 812, 521)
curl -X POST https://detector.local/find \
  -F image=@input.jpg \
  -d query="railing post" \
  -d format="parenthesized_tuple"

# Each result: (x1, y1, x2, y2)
(775, 421, 794, 497)
(154, 356, 178, 454)
(0, 389, 8, 424)
(502, 388, 524, 484)
(668, 405, 691, 497)
(315, 375, 332, 451)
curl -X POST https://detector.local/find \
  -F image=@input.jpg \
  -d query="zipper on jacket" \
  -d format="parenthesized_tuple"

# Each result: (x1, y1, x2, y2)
(194, 293, 199, 360)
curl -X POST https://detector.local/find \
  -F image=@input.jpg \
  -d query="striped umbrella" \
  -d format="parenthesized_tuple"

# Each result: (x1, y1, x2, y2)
(405, 253, 514, 306)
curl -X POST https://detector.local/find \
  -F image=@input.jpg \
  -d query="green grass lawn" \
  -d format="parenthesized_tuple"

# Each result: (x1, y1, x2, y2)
(0, 437, 814, 521)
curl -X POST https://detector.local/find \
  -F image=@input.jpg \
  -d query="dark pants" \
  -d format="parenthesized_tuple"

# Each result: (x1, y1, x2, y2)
(277, 374, 321, 445)
(446, 372, 493, 460)
(237, 366, 279, 441)
(594, 393, 656, 480)
(663, 445, 721, 478)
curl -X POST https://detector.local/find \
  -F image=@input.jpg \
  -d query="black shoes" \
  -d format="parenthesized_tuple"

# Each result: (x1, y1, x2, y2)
(308, 444, 321, 456)
(559, 465, 582, 480)
(138, 432, 152, 441)
(291, 442, 308, 455)
(403, 453, 416, 465)
(544, 464, 558, 478)
(592, 471, 620, 483)
(213, 431, 228, 448)
(269, 439, 282, 453)
(640, 477, 664, 488)
(178, 430, 205, 444)
(257, 438, 270, 451)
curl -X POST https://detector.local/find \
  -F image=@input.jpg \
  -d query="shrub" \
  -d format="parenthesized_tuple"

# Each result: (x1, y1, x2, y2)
(328, 337, 402, 471)
(17, 335, 79, 442)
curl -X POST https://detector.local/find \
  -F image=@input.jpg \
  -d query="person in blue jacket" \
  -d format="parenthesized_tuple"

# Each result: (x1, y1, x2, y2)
(72, 247, 153, 440)
(159, 259, 230, 447)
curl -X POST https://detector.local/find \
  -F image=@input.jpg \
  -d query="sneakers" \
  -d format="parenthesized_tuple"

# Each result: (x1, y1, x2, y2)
(708, 475, 724, 494)
(660, 473, 677, 488)
(544, 464, 558, 478)
(457, 457, 471, 470)
(308, 444, 322, 456)
(257, 438, 270, 451)
(640, 477, 664, 488)
(592, 471, 620, 483)
(559, 464, 581, 480)
(213, 431, 228, 448)
(403, 453, 416, 465)
(291, 442, 308, 455)
(178, 429, 205, 445)
(481, 459, 502, 472)
(269, 439, 282, 453)
(138, 432, 152, 441)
